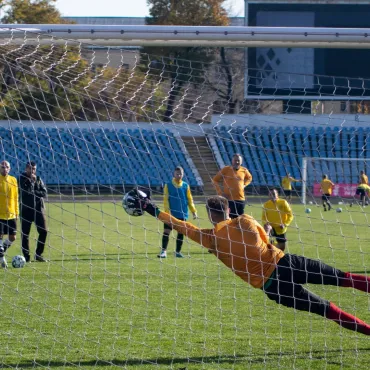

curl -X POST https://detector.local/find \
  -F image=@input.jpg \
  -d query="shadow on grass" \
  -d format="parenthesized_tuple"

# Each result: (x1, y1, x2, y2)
(9, 348, 370, 368)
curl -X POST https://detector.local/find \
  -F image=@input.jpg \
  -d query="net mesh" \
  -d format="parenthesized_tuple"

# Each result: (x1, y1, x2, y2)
(0, 33, 370, 369)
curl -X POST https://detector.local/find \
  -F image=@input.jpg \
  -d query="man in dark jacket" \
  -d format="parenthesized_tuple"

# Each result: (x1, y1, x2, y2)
(19, 161, 48, 262)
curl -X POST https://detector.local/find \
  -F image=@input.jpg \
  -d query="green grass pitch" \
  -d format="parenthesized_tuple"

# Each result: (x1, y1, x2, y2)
(1, 200, 370, 369)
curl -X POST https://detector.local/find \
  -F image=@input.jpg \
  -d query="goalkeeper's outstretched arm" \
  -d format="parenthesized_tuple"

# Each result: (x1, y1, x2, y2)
(142, 200, 214, 249)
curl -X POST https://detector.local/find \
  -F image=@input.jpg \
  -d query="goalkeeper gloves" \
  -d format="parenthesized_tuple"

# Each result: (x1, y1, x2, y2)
(132, 188, 160, 217)
(141, 199, 160, 218)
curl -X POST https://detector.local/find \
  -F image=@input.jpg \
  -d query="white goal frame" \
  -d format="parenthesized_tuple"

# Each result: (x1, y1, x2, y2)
(2, 24, 370, 47)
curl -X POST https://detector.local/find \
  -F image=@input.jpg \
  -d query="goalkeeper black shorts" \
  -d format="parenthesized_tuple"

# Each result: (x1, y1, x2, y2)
(262, 254, 346, 317)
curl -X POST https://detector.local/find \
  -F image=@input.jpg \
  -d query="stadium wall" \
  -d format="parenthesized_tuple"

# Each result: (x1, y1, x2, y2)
(4, 114, 370, 134)
(210, 114, 370, 129)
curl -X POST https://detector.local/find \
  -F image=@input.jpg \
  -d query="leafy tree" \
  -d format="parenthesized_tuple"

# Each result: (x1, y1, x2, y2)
(143, 0, 229, 122)
(0, 0, 69, 24)
(0, 0, 167, 123)
(206, 46, 245, 114)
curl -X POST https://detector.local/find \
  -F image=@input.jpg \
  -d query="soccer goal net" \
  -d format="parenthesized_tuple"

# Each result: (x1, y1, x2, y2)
(1, 25, 370, 369)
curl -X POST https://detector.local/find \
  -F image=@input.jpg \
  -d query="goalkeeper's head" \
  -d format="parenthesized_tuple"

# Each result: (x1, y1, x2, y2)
(206, 196, 230, 225)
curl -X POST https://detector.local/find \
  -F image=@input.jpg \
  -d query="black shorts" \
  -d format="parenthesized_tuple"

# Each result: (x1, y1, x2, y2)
(228, 200, 245, 219)
(0, 219, 17, 236)
(263, 254, 345, 317)
(283, 190, 292, 197)
(356, 188, 366, 197)
(271, 228, 287, 243)
(322, 193, 331, 201)
(164, 217, 185, 232)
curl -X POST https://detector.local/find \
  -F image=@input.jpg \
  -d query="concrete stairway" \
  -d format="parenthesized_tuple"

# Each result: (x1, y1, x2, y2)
(182, 136, 220, 195)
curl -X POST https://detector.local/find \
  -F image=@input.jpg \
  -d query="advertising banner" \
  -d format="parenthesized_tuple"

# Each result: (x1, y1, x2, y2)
(313, 183, 357, 198)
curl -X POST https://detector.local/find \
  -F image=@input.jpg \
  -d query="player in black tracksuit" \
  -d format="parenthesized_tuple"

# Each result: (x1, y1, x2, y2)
(19, 162, 48, 262)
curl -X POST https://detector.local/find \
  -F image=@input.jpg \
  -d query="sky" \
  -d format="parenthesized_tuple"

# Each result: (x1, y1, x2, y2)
(55, 0, 245, 18)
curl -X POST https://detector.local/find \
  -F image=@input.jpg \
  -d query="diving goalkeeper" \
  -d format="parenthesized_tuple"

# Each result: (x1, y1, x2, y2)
(124, 190, 370, 335)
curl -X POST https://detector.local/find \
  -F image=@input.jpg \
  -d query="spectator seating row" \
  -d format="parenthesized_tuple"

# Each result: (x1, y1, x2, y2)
(213, 126, 370, 187)
(0, 127, 198, 187)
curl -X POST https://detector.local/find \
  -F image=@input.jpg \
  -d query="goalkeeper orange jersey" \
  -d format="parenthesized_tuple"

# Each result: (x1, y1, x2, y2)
(212, 166, 252, 201)
(0, 175, 19, 219)
(158, 212, 284, 289)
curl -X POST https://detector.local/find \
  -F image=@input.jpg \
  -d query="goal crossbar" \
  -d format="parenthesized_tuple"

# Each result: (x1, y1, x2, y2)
(3, 25, 370, 47)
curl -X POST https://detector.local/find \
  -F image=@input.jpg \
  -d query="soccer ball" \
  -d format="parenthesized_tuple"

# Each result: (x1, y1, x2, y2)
(336, 208, 343, 213)
(305, 208, 311, 214)
(12, 255, 26, 268)
(122, 189, 148, 217)
(308, 201, 313, 205)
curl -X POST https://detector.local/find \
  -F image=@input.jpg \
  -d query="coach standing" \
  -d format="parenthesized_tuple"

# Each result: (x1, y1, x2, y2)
(19, 161, 48, 262)
(212, 153, 252, 218)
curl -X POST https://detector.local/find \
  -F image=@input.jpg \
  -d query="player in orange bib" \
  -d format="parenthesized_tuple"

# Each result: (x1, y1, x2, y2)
(124, 190, 370, 336)
(212, 154, 252, 219)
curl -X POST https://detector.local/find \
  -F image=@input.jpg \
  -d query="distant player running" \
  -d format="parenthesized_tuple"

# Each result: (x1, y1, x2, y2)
(320, 175, 334, 211)
(354, 183, 370, 208)
(359, 170, 368, 185)
(124, 190, 370, 336)
(281, 173, 300, 203)
(355, 170, 370, 207)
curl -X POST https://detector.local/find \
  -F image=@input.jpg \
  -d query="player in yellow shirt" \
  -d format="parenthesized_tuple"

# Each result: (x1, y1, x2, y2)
(281, 173, 300, 203)
(124, 189, 370, 336)
(212, 153, 252, 219)
(320, 175, 334, 211)
(359, 170, 368, 185)
(354, 183, 370, 207)
(262, 188, 293, 251)
(0, 161, 19, 268)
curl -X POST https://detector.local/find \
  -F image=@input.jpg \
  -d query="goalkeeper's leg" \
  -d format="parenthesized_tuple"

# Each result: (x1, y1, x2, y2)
(263, 271, 370, 335)
(278, 254, 370, 294)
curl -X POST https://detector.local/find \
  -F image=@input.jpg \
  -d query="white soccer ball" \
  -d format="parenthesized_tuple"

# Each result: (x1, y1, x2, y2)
(336, 208, 343, 213)
(305, 208, 311, 214)
(308, 201, 313, 205)
(338, 202, 343, 205)
(12, 255, 26, 268)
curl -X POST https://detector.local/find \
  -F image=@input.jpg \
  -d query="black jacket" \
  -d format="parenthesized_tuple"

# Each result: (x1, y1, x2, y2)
(19, 172, 47, 211)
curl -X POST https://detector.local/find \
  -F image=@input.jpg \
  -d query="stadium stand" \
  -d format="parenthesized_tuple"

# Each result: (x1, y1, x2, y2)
(212, 126, 370, 188)
(0, 127, 199, 188)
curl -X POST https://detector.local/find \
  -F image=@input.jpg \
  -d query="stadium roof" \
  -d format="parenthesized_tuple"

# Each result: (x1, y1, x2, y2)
(62, 16, 245, 27)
